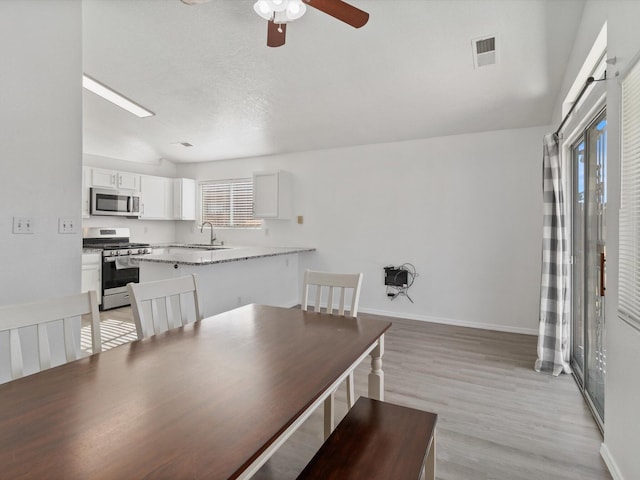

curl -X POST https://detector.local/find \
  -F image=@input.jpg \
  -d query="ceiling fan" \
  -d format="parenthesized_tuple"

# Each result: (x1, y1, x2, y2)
(180, 0, 369, 48)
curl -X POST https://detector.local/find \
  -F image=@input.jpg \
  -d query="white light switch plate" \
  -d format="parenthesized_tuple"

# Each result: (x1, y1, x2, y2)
(13, 217, 34, 234)
(58, 218, 77, 234)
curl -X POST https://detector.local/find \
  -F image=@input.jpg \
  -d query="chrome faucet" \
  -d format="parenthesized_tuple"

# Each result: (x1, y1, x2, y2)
(200, 221, 216, 245)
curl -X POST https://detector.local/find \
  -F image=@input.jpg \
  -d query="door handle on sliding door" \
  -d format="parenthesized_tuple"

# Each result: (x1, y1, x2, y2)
(600, 252, 606, 297)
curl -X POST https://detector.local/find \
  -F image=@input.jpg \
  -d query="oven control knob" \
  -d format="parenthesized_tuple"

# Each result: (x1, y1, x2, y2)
(138, 248, 144, 254)
(127, 249, 132, 255)
(113, 251, 119, 256)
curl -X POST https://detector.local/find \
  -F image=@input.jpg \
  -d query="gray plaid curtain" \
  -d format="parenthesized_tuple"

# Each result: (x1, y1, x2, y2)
(535, 133, 571, 376)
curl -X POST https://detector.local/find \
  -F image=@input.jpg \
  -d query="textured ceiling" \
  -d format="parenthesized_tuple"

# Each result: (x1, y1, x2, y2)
(82, 0, 585, 164)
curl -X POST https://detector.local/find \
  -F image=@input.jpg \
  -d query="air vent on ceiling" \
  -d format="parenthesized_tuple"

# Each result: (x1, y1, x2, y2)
(472, 35, 498, 68)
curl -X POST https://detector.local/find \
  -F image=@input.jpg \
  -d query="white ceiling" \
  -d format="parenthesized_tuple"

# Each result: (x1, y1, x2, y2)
(82, 0, 585, 164)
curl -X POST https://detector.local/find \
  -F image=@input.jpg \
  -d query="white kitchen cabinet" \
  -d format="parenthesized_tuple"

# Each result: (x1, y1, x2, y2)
(253, 170, 291, 219)
(90, 168, 139, 191)
(82, 166, 91, 218)
(140, 175, 174, 219)
(81, 252, 102, 305)
(117, 171, 139, 190)
(173, 178, 196, 220)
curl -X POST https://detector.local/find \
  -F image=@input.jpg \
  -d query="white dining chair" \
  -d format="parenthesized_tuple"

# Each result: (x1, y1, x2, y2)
(302, 269, 363, 317)
(0, 290, 101, 382)
(301, 269, 363, 438)
(127, 274, 202, 340)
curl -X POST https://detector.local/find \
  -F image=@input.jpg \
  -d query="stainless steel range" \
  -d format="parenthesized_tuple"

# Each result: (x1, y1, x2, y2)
(82, 227, 153, 311)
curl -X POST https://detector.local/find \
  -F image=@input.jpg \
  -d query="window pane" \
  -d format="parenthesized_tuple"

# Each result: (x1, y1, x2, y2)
(201, 179, 261, 228)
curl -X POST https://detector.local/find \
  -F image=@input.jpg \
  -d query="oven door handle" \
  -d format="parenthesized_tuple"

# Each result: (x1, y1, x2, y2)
(127, 196, 133, 213)
(103, 256, 142, 264)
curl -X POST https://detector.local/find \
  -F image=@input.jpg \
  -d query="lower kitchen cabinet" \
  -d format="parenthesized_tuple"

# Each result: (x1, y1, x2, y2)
(81, 252, 102, 305)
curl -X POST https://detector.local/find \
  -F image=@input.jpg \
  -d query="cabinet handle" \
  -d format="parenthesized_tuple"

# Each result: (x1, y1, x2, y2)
(118, 175, 122, 187)
(111, 174, 116, 185)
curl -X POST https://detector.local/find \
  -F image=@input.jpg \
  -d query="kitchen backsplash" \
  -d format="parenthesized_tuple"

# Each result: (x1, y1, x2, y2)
(82, 216, 176, 244)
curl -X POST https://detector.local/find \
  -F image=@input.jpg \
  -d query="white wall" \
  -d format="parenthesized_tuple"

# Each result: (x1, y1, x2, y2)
(82, 154, 178, 244)
(0, 0, 82, 382)
(176, 126, 547, 334)
(0, 0, 82, 305)
(602, 2, 640, 479)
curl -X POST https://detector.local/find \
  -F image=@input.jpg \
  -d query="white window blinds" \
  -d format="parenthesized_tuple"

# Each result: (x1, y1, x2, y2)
(200, 179, 261, 228)
(619, 57, 640, 330)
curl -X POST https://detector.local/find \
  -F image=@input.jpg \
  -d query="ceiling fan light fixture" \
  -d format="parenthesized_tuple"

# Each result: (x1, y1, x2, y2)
(254, 0, 306, 23)
(286, 0, 306, 20)
(254, 0, 272, 20)
(270, 0, 287, 11)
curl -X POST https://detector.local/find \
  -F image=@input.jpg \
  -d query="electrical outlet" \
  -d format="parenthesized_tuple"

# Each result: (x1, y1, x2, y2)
(58, 218, 77, 234)
(13, 217, 34, 234)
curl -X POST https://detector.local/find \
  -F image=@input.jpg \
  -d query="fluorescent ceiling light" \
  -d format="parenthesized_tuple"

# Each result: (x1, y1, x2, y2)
(82, 74, 155, 118)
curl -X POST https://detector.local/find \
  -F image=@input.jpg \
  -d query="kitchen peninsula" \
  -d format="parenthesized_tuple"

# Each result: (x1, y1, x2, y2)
(136, 245, 315, 316)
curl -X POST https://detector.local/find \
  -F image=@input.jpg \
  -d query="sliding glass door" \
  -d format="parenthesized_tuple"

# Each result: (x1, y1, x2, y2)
(570, 108, 606, 428)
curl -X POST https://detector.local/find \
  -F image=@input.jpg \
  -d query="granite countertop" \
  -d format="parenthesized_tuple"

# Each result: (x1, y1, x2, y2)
(136, 245, 315, 266)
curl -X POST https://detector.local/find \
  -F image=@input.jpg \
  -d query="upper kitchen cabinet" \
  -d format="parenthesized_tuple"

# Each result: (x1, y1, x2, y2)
(140, 175, 173, 220)
(173, 178, 196, 221)
(253, 171, 291, 219)
(82, 167, 91, 218)
(90, 168, 140, 191)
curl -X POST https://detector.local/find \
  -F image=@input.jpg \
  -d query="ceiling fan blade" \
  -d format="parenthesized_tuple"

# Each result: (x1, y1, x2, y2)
(303, 0, 369, 28)
(267, 20, 287, 47)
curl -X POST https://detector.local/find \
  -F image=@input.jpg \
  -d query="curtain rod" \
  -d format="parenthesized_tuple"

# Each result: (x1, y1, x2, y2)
(555, 73, 607, 137)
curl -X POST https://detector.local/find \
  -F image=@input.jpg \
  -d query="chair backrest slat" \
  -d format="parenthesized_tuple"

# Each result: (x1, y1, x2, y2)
(128, 274, 202, 340)
(0, 291, 101, 383)
(9, 329, 23, 379)
(37, 322, 52, 371)
(302, 270, 363, 317)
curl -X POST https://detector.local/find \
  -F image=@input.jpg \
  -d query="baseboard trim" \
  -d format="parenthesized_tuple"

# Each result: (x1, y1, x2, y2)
(600, 443, 624, 480)
(358, 307, 538, 336)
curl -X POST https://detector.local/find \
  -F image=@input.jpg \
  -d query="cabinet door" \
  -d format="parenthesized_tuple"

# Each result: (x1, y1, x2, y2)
(173, 178, 196, 220)
(117, 172, 139, 190)
(253, 171, 291, 219)
(81, 253, 102, 305)
(91, 168, 117, 188)
(82, 167, 91, 218)
(81, 266, 102, 305)
(253, 172, 279, 218)
(140, 175, 172, 219)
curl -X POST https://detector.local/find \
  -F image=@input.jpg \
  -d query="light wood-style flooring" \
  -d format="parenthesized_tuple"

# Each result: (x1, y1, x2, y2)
(96, 307, 611, 480)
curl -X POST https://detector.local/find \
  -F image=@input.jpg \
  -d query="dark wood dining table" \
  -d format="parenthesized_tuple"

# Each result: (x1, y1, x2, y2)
(0, 304, 391, 479)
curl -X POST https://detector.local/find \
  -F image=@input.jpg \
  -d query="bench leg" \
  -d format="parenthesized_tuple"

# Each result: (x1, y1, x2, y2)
(323, 391, 335, 440)
(425, 429, 436, 480)
(368, 335, 385, 401)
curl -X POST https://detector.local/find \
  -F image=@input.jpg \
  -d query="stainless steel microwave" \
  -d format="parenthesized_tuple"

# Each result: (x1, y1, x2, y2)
(90, 188, 140, 217)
